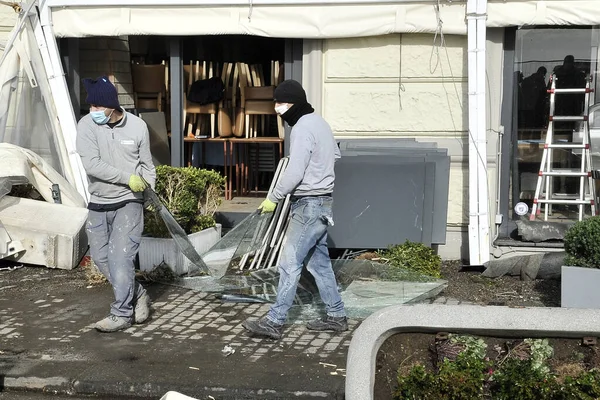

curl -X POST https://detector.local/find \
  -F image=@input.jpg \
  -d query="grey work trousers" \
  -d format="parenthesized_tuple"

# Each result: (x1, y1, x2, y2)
(86, 202, 146, 318)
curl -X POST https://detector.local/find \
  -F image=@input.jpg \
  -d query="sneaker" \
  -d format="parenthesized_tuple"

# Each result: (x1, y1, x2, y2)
(306, 315, 348, 332)
(95, 314, 132, 333)
(134, 292, 151, 324)
(242, 317, 284, 340)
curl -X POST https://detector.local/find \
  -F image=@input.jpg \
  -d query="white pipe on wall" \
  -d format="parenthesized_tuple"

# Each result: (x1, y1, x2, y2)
(476, 0, 489, 264)
(466, 0, 489, 265)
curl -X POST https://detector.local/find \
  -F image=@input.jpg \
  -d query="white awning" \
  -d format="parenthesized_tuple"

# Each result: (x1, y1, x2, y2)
(47, 0, 600, 39)
(50, 3, 469, 37)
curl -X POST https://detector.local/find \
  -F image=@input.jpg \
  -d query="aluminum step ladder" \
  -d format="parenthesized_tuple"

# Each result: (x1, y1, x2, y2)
(530, 74, 597, 221)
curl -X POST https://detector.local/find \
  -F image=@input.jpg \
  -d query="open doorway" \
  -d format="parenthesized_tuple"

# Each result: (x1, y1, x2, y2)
(59, 34, 291, 199)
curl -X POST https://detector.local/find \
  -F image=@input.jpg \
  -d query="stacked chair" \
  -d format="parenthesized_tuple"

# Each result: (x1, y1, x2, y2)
(183, 61, 219, 138)
(131, 61, 168, 112)
(180, 60, 284, 139)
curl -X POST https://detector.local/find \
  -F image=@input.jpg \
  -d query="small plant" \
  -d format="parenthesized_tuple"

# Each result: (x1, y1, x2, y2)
(564, 216, 600, 268)
(450, 334, 488, 360)
(490, 339, 555, 400)
(378, 240, 442, 278)
(395, 335, 488, 399)
(144, 166, 225, 238)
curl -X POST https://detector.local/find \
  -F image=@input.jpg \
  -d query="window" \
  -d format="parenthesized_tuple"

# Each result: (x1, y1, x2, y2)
(511, 26, 600, 220)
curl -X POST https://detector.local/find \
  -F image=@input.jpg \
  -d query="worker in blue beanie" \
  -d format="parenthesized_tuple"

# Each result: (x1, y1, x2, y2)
(76, 76, 156, 332)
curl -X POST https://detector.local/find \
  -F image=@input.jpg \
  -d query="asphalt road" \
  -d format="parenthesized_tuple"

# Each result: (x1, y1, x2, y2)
(0, 392, 123, 399)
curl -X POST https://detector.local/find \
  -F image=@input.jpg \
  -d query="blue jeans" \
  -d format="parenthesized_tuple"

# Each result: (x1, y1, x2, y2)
(87, 202, 146, 318)
(267, 196, 346, 325)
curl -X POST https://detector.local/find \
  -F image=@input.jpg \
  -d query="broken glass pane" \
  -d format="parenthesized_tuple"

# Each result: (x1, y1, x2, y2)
(168, 258, 447, 322)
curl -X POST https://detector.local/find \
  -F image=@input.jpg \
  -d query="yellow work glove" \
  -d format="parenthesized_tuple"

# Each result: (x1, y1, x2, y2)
(259, 198, 277, 214)
(128, 175, 147, 192)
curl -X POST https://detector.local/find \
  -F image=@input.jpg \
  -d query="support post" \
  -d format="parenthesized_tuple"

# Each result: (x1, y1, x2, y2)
(169, 37, 184, 167)
(61, 38, 81, 121)
(284, 38, 303, 156)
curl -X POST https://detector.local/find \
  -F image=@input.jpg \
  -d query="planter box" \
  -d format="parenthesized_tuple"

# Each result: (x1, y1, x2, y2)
(561, 265, 600, 309)
(138, 224, 221, 275)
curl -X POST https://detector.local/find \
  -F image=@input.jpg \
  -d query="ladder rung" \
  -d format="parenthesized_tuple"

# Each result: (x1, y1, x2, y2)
(539, 171, 591, 177)
(552, 194, 593, 200)
(548, 88, 594, 94)
(549, 116, 588, 121)
(545, 143, 589, 149)
(534, 199, 595, 205)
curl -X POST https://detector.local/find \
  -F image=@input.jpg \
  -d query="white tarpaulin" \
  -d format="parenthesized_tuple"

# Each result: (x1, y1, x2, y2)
(0, 13, 70, 182)
(0, 3, 89, 201)
(49, 0, 600, 39)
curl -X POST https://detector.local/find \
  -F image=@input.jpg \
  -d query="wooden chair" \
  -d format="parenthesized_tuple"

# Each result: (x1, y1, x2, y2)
(239, 62, 284, 139)
(218, 62, 245, 138)
(131, 63, 166, 111)
(182, 61, 218, 138)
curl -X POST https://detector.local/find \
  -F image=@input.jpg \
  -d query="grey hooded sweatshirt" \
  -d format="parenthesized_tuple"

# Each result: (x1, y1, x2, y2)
(76, 112, 156, 205)
(268, 113, 340, 202)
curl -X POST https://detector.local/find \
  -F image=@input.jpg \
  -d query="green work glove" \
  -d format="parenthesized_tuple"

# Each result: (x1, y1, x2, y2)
(128, 175, 147, 192)
(259, 198, 277, 214)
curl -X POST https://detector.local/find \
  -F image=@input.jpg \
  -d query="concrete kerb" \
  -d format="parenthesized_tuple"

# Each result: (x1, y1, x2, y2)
(345, 304, 600, 400)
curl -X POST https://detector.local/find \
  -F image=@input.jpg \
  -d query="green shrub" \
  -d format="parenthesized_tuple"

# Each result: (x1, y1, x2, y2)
(562, 369, 600, 399)
(144, 166, 225, 238)
(489, 357, 559, 400)
(395, 335, 488, 400)
(490, 339, 556, 400)
(394, 336, 600, 400)
(377, 240, 442, 278)
(564, 216, 600, 268)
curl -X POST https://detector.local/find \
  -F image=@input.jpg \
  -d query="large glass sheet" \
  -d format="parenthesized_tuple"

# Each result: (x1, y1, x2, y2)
(170, 259, 448, 323)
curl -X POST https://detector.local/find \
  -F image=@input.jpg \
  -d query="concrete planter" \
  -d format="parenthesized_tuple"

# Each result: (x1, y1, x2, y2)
(138, 224, 221, 275)
(561, 265, 600, 309)
(345, 304, 600, 400)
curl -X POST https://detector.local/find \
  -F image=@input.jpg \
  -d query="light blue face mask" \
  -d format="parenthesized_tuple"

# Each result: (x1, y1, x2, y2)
(90, 109, 113, 125)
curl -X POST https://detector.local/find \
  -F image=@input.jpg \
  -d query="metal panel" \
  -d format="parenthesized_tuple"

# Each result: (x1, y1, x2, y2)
(328, 156, 436, 249)
(338, 140, 450, 244)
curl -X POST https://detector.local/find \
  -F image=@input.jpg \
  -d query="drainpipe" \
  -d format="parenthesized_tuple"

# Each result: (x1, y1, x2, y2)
(466, 0, 489, 265)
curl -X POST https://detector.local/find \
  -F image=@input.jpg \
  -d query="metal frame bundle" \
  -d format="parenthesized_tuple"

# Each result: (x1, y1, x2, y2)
(238, 156, 292, 271)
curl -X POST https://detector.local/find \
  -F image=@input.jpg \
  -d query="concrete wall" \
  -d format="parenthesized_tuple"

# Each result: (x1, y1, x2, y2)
(323, 32, 504, 260)
(79, 37, 134, 110)
(0, 5, 17, 56)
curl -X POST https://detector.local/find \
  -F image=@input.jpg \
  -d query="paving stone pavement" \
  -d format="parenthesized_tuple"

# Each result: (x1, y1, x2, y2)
(0, 269, 356, 399)
(0, 266, 470, 399)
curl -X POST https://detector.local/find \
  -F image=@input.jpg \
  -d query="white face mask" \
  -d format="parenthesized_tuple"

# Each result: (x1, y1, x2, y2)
(274, 104, 290, 115)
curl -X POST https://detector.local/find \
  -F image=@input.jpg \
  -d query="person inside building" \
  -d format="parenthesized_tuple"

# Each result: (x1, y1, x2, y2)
(242, 79, 347, 340)
(76, 76, 156, 333)
(519, 66, 548, 136)
(552, 55, 587, 134)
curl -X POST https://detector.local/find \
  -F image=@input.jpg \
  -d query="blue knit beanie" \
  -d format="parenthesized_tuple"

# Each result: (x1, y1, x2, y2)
(82, 76, 120, 109)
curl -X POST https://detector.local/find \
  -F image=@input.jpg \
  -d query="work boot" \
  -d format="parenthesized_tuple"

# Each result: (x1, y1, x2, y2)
(242, 317, 284, 340)
(307, 315, 348, 332)
(95, 314, 132, 333)
(134, 292, 151, 324)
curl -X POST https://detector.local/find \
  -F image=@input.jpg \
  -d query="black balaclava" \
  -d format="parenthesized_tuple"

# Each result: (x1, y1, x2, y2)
(273, 79, 314, 126)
